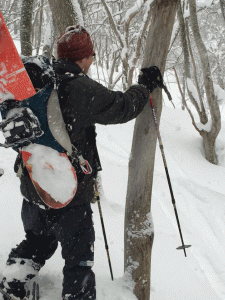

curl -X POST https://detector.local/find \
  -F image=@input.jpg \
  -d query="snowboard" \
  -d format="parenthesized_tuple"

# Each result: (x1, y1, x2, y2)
(0, 11, 77, 209)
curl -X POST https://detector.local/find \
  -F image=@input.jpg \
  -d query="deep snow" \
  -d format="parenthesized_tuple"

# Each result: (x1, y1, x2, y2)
(1, 35, 225, 299)
(0, 103, 225, 299)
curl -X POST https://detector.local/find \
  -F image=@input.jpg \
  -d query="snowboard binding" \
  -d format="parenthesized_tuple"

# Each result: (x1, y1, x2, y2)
(0, 107, 43, 148)
(0, 281, 39, 300)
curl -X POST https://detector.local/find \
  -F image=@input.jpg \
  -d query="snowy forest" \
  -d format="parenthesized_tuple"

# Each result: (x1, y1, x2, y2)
(1, 0, 225, 299)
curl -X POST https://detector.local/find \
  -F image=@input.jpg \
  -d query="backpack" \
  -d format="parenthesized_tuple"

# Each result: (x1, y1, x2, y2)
(0, 55, 92, 209)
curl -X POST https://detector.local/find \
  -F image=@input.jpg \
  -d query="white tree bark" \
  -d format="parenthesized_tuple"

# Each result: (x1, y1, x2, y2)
(20, 0, 34, 56)
(124, 1, 179, 299)
(48, 0, 81, 40)
(186, 0, 221, 164)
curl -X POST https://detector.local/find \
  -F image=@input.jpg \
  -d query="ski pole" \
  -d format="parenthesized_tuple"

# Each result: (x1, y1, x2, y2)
(95, 183, 114, 280)
(149, 94, 191, 257)
(32, 281, 40, 300)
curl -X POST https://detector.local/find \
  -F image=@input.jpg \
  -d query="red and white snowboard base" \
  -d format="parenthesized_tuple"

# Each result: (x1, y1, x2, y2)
(21, 144, 77, 209)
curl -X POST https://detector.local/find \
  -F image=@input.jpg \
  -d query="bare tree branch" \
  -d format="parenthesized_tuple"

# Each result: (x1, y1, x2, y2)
(185, 20, 206, 118)
(127, 0, 153, 86)
(173, 66, 201, 132)
(220, 0, 225, 22)
(100, 0, 124, 48)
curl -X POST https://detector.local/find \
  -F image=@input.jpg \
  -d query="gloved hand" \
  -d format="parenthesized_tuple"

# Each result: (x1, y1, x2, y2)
(138, 66, 164, 93)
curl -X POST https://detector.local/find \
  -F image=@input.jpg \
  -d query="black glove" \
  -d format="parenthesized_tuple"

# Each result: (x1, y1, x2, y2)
(138, 66, 164, 93)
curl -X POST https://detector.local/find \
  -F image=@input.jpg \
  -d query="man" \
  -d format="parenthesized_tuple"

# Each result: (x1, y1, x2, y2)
(0, 25, 158, 300)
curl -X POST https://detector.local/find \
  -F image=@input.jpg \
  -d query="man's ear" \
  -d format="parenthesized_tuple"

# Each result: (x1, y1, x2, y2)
(74, 59, 84, 69)
(77, 58, 85, 64)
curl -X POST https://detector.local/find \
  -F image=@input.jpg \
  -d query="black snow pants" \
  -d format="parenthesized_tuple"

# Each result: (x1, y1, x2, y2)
(7, 199, 96, 300)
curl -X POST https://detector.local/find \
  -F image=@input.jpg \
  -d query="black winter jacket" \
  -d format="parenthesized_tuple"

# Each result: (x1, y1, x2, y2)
(21, 59, 150, 208)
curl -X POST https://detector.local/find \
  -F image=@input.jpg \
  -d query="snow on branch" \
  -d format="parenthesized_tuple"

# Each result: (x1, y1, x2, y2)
(174, 67, 201, 133)
(197, 0, 214, 9)
(214, 83, 225, 105)
(124, 0, 154, 23)
(71, 0, 84, 26)
(196, 119, 212, 132)
(187, 78, 201, 109)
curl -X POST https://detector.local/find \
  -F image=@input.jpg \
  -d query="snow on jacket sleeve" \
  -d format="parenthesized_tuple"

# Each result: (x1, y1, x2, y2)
(64, 75, 150, 127)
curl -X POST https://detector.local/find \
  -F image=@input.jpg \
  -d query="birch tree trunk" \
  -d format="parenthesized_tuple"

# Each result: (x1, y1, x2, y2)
(124, 1, 179, 299)
(48, 0, 82, 40)
(36, 0, 44, 55)
(188, 0, 221, 164)
(220, 0, 225, 22)
(20, 0, 34, 56)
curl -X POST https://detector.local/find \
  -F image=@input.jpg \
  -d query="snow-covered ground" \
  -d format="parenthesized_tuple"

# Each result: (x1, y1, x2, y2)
(1, 103, 225, 299)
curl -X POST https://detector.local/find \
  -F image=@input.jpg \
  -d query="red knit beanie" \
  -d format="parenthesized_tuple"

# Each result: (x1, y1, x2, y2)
(57, 25, 95, 62)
